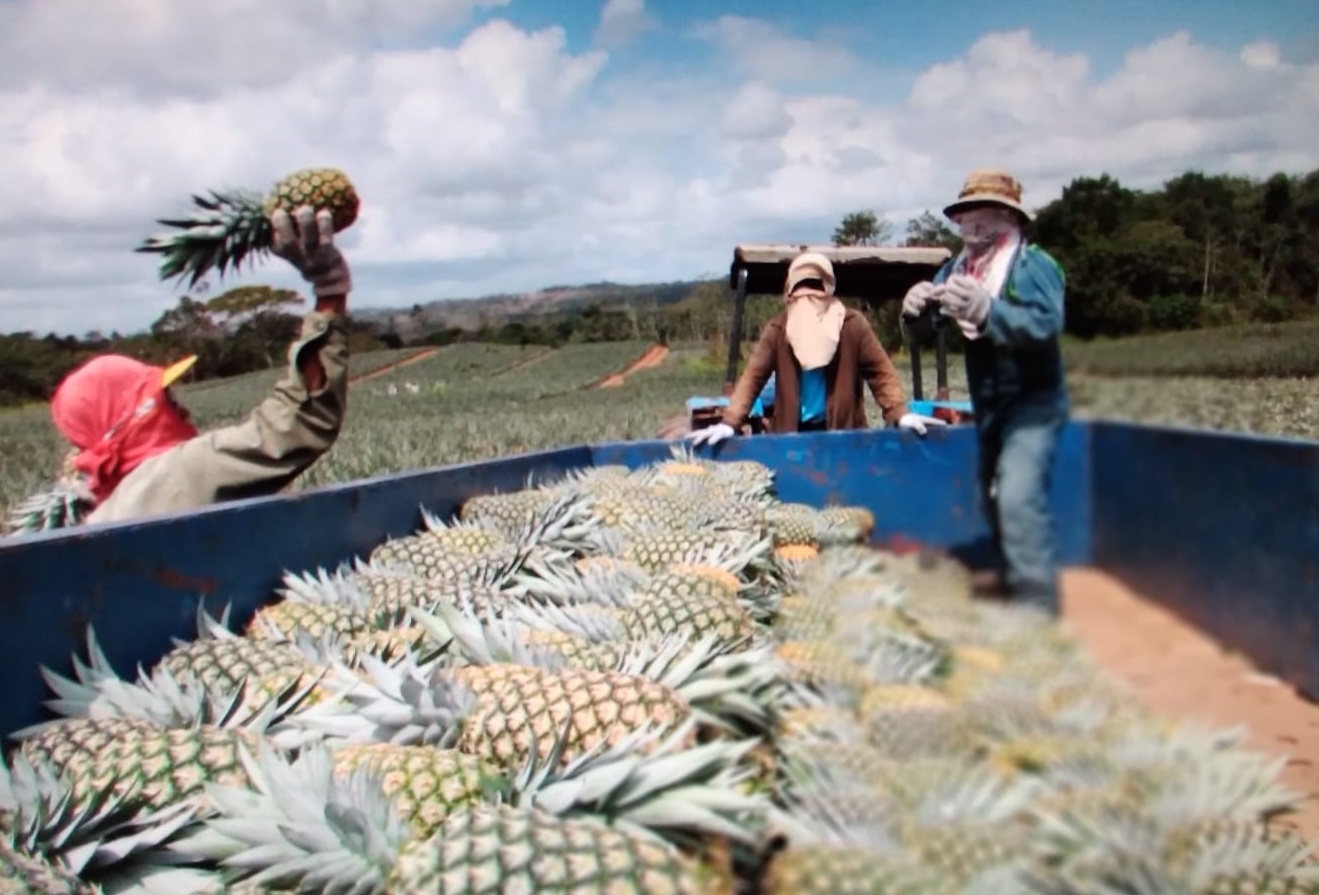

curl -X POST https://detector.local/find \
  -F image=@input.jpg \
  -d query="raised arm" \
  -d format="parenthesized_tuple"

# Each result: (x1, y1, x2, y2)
(86, 206, 354, 522)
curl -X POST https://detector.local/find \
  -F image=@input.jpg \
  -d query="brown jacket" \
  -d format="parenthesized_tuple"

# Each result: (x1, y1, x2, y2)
(724, 308, 909, 433)
(85, 310, 350, 525)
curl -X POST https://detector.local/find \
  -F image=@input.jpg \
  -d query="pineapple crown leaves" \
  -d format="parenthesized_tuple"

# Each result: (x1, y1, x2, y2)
(1024, 819, 1319, 895)
(183, 728, 766, 890)
(167, 741, 406, 892)
(907, 768, 1043, 832)
(22, 626, 325, 750)
(2, 478, 95, 538)
(0, 749, 202, 880)
(274, 566, 373, 613)
(506, 597, 626, 643)
(405, 600, 571, 673)
(613, 633, 783, 736)
(503, 719, 767, 848)
(1135, 747, 1303, 830)
(288, 651, 475, 749)
(764, 756, 903, 853)
(135, 189, 274, 288)
(507, 550, 647, 608)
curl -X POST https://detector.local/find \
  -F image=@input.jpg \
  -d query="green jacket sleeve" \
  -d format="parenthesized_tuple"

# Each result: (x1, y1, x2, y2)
(85, 310, 350, 525)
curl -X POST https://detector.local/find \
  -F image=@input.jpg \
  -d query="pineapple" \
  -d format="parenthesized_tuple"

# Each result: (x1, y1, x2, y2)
(891, 772, 1038, 885)
(459, 489, 553, 529)
(15, 716, 256, 814)
(294, 647, 696, 772)
(330, 743, 503, 840)
(621, 585, 757, 646)
(776, 640, 874, 693)
(136, 167, 360, 286)
(0, 750, 202, 895)
(761, 781, 946, 895)
(767, 508, 820, 551)
(860, 684, 974, 761)
(815, 505, 875, 544)
(415, 600, 785, 739)
(619, 569, 759, 646)
(155, 617, 330, 709)
(182, 725, 763, 895)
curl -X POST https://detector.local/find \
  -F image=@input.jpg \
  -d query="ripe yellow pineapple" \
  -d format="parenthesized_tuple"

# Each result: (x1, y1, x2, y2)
(136, 167, 360, 286)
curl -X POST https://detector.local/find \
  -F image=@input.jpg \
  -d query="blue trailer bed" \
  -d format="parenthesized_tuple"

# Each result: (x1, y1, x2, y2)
(1, 420, 1316, 744)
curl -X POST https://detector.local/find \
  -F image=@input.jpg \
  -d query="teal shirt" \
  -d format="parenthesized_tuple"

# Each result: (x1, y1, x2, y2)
(799, 368, 827, 423)
(750, 369, 826, 422)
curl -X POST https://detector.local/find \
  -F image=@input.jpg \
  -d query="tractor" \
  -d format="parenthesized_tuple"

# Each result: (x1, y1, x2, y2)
(682, 243, 975, 436)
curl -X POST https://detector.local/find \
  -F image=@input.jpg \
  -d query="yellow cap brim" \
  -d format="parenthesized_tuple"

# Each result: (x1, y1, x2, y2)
(161, 355, 198, 388)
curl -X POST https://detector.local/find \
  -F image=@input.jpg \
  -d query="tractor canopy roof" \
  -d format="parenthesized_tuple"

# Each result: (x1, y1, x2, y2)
(729, 244, 953, 302)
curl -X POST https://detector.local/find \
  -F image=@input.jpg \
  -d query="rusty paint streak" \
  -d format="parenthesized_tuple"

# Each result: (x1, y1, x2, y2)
(154, 567, 219, 594)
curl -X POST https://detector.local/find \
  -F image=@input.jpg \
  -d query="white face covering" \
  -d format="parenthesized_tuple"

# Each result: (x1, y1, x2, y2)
(953, 207, 1019, 253)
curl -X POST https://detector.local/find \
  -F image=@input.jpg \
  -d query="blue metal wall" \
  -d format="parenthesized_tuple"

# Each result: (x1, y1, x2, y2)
(0, 447, 590, 740)
(1090, 422, 1319, 701)
(590, 424, 1093, 569)
(11, 417, 1317, 745)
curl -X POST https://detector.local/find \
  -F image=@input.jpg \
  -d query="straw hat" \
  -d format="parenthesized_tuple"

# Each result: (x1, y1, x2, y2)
(943, 169, 1034, 222)
(160, 355, 198, 388)
(785, 252, 836, 296)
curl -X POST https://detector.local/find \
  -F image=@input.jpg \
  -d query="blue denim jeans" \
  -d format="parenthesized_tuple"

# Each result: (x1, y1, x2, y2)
(976, 399, 1066, 615)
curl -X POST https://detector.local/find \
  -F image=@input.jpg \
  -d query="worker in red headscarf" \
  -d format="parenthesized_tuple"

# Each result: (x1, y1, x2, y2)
(13, 205, 353, 532)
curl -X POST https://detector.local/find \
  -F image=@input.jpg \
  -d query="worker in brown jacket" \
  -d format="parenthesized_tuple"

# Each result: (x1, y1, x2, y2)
(688, 251, 944, 447)
(18, 205, 352, 531)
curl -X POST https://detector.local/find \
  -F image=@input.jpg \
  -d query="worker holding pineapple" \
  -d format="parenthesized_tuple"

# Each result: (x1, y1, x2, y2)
(41, 203, 354, 527)
(901, 169, 1069, 616)
(689, 251, 945, 444)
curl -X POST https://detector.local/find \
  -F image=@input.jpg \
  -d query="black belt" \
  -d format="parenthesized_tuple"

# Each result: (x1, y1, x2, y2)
(799, 419, 827, 432)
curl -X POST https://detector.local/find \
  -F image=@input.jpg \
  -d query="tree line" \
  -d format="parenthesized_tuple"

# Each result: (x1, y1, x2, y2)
(2, 167, 1317, 407)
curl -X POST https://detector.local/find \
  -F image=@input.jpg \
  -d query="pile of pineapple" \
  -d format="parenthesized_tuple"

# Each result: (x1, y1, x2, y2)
(3, 448, 1316, 894)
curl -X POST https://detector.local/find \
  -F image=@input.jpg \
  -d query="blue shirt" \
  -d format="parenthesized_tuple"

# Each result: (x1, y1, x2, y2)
(751, 369, 826, 423)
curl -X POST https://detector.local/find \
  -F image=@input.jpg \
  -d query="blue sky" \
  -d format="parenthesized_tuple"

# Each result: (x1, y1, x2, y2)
(1, 0, 1318, 333)
(496, 0, 1319, 78)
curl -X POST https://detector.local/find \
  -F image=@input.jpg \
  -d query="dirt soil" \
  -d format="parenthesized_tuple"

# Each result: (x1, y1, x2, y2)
(1061, 568, 1319, 840)
(350, 347, 440, 384)
(593, 344, 671, 389)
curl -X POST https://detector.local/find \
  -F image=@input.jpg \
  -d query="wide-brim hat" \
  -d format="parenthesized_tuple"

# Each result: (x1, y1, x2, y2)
(160, 355, 198, 388)
(786, 251, 836, 295)
(943, 169, 1034, 223)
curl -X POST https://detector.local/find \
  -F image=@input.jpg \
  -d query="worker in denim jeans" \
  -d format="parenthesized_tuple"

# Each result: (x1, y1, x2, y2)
(901, 169, 1069, 615)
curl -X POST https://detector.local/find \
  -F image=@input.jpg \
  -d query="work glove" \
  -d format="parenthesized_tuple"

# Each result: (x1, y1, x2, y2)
(898, 412, 948, 436)
(271, 205, 353, 299)
(902, 281, 936, 318)
(937, 275, 992, 328)
(687, 422, 736, 447)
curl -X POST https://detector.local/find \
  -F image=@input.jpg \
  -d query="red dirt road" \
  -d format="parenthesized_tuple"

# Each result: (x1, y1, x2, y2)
(1061, 568, 1319, 840)
(593, 344, 671, 389)
(350, 348, 440, 384)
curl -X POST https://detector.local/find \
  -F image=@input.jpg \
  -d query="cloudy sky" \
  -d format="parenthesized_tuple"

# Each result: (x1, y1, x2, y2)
(3, 0, 1318, 335)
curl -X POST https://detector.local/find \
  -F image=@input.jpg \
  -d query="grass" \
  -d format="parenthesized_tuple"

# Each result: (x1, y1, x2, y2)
(1062, 319, 1319, 379)
(6, 321, 1319, 518)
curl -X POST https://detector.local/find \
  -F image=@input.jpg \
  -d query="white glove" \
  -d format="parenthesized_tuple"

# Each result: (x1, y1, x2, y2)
(687, 422, 736, 447)
(271, 205, 353, 298)
(902, 281, 936, 318)
(898, 412, 948, 436)
(938, 275, 991, 328)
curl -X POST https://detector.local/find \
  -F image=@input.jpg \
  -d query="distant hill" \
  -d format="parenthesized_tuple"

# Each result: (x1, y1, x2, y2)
(353, 279, 713, 342)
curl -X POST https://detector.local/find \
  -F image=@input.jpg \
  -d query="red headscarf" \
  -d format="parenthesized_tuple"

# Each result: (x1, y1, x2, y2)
(50, 355, 199, 503)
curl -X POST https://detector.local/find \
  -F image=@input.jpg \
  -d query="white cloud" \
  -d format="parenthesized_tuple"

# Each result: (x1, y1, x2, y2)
(690, 15, 862, 85)
(2, 5, 1318, 334)
(594, 0, 656, 50)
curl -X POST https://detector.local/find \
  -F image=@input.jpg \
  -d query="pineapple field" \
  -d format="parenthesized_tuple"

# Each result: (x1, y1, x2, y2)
(6, 339, 1319, 521)
(5, 449, 1318, 893)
